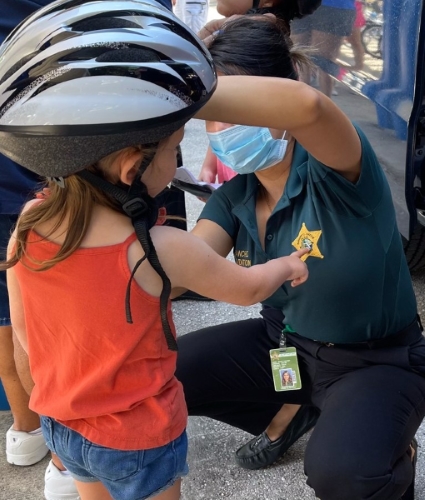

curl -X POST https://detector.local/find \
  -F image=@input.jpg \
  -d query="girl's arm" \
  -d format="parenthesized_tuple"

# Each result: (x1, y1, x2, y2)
(148, 226, 309, 305)
(196, 75, 362, 182)
(169, 219, 233, 299)
(191, 218, 234, 257)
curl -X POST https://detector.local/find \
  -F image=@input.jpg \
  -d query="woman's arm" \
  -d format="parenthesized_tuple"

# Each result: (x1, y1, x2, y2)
(196, 76, 362, 182)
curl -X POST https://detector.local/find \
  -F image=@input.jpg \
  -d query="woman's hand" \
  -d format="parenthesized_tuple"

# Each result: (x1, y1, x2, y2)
(198, 18, 227, 41)
(198, 16, 242, 46)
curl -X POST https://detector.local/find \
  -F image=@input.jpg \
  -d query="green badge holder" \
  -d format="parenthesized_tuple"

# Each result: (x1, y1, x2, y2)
(269, 325, 302, 392)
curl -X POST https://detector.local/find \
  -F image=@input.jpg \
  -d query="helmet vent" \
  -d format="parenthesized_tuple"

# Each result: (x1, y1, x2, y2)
(96, 48, 161, 63)
(0, 53, 36, 86)
(71, 17, 141, 32)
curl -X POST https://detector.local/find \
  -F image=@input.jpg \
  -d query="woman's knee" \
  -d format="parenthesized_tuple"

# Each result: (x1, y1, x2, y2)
(304, 447, 359, 500)
(304, 446, 412, 500)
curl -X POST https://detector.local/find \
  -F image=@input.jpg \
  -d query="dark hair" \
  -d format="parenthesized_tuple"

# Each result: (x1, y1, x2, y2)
(249, 0, 322, 30)
(248, 1, 296, 32)
(208, 16, 307, 80)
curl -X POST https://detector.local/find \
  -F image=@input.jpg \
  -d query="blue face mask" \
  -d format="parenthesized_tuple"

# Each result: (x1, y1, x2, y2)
(207, 125, 288, 175)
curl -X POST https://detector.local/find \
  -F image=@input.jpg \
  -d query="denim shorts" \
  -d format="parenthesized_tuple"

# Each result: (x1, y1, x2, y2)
(0, 214, 18, 326)
(40, 417, 189, 500)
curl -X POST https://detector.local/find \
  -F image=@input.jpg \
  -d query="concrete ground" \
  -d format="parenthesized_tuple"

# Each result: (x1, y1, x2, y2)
(2, 5, 425, 500)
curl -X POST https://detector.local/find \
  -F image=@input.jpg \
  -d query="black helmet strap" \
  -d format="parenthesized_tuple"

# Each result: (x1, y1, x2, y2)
(77, 169, 177, 351)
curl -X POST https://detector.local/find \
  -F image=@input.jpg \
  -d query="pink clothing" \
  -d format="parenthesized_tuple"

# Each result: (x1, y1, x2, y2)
(217, 159, 237, 184)
(354, 0, 366, 28)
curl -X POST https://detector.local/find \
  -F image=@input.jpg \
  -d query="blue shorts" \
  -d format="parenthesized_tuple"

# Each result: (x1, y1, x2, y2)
(40, 417, 189, 500)
(0, 214, 18, 326)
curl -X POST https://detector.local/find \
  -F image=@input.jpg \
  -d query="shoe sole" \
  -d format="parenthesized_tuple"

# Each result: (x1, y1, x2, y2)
(7, 444, 49, 466)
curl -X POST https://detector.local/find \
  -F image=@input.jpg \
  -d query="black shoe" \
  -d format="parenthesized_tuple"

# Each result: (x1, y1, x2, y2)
(401, 438, 418, 500)
(171, 290, 214, 302)
(235, 405, 320, 470)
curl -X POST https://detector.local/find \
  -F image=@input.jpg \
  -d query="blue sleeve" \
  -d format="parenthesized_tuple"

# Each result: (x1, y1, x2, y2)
(157, 0, 173, 9)
(0, 0, 172, 43)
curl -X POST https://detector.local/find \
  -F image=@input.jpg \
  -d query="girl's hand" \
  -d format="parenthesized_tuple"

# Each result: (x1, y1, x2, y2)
(285, 248, 310, 287)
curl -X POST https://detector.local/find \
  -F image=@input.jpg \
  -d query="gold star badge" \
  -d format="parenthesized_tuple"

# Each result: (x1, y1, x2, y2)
(292, 222, 324, 261)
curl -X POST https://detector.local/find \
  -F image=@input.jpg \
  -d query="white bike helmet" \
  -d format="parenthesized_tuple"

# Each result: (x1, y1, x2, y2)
(0, 0, 217, 351)
(0, 0, 216, 177)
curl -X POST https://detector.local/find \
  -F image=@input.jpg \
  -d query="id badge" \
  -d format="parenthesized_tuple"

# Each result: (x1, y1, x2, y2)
(269, 347, 302, 392)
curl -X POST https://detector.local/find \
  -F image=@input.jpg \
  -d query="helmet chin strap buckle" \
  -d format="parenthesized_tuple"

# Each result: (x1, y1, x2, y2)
(46, 176, 65, 188)
(122, 197, 148, 218)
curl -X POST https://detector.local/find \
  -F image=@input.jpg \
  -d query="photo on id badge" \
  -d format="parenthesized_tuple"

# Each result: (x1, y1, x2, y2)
(280, 369, 295, 387)
(270, 348, 302, 391)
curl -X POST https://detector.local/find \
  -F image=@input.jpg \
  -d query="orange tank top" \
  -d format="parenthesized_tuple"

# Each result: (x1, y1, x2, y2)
(14, 231, 187, 450)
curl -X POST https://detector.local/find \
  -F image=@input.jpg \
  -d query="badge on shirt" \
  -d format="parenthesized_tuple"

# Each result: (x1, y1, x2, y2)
(269, 347, 302, 391)
(292, 222, 324, 262)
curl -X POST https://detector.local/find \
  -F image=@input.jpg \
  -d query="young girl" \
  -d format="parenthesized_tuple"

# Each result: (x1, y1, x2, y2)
(0, 2, 308, 499)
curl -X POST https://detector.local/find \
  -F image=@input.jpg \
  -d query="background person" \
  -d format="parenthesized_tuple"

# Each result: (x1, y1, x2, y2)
(291, 0, 356, 97)
(0, 1, 80, 498)
(173, 0, 209, 34)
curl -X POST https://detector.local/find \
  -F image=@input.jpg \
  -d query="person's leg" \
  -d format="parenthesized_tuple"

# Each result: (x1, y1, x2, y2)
(310, 30, 345, 97)
(264, 403, 301, 441)
(290, 24, 313, 85)
(346, 27, 365, 71)
(76, 478, 181, 500)
(0, 213, 49, 465)
(176, 311, 319, 469)
(176, 316, 311, 434)
(191, 3, 207, 34)
(152, 479, 181, 500)
(13, 331, 79, 499)
(73, 480, 113, 500)
(0, 325, 40, 432)
(304, 364, 425, 500)
(173, 0, 185, 23)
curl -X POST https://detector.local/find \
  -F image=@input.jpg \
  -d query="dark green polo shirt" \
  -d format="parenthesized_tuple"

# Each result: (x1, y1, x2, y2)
(200, 125, 417, 343)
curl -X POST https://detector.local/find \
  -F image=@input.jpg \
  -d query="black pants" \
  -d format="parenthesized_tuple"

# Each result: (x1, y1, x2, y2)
(176, 308, 425, 500)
